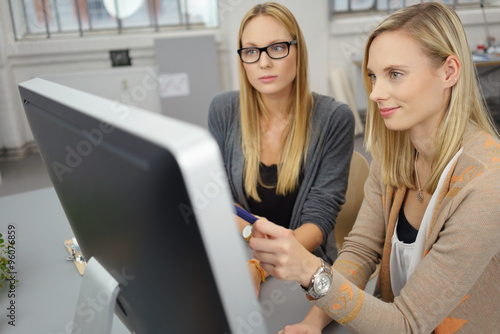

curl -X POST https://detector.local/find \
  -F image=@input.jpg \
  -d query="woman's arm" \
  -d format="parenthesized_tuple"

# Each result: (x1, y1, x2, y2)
(296, 102, 354, 247)
(244, 218, 323, 295)
(277, 160, 387, 332)
(278, 306, 333, 334)
(293, 223, 324, 252)
(250, 166, 500, 333)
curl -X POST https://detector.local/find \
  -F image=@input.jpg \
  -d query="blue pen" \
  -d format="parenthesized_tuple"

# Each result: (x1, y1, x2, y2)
(234, 204, 258, 224)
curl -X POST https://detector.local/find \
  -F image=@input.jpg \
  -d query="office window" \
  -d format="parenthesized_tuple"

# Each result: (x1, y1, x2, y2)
(330, 0, 492, 14)
(8, 0, 219, 40)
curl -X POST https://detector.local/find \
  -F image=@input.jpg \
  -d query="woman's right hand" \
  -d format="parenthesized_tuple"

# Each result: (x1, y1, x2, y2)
(280, 306, 332, 334)
(249, 218, 320, 287)
(279, 322, 322, 334)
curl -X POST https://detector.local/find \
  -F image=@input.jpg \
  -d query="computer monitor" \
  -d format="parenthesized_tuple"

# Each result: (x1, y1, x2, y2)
(18, 78, 269, 334)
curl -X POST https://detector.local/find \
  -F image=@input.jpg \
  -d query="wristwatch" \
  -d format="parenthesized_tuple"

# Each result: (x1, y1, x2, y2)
(302, 257, 333, 300)
(242, 224, 253, 242)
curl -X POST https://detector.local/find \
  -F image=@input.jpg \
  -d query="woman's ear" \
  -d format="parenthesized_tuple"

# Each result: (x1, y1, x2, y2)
(443, 55, 461, 88)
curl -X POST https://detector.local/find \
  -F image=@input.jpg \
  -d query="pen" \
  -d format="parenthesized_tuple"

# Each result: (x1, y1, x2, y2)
(234, 204, 257, 224)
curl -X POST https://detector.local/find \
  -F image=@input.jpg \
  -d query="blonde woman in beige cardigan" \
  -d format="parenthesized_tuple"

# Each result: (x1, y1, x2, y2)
(249, 2, 500, 333)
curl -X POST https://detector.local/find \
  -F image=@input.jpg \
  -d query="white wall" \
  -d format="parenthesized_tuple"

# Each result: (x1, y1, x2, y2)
(217, 0, 329, 94)
(0, 0, 330, 158)
(330, 7, 500, 110)
(0, 14, 30, 153)
(0, 1, 499, 158)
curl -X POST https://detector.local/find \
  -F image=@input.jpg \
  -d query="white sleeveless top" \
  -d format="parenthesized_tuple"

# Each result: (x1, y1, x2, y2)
(390, 148, 463, 297)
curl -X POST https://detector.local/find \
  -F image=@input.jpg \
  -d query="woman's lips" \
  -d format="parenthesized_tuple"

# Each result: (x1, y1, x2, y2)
(379, 107, 399, 117)
(259, 75, 277, 83)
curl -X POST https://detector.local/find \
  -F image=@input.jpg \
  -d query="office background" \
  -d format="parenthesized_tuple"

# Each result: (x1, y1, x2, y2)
(0, 0, 499, 174)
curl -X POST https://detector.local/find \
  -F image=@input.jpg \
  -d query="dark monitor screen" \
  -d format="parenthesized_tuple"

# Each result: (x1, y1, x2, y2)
(18, 78, 268, 334)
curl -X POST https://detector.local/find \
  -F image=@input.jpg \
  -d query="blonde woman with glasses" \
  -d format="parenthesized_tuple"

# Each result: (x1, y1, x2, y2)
(208, 2, 354, 295)
(249, 2, 500, 333)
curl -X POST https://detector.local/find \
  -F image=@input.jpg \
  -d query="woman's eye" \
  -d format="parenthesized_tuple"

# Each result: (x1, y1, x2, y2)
(368, 73, 376, 82)
(244, 49, 258, 56)
(390, 72, 401, 79)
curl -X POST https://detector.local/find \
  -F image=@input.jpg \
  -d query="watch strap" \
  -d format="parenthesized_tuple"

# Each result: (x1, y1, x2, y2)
(302, 258, 332, 300)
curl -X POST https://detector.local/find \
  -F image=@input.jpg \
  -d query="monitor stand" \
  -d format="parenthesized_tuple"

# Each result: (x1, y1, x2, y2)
(71, 257, 120, 334)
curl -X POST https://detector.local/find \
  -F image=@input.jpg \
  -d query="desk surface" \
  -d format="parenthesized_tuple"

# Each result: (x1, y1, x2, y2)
(0, 188, 351, 333)
(473, 54, 500, 67)
(0, 188, 129, 333)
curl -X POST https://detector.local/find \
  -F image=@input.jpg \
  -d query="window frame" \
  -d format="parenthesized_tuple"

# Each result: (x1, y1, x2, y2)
(7, 0, 219, 41)
(329, 0, 495, 16)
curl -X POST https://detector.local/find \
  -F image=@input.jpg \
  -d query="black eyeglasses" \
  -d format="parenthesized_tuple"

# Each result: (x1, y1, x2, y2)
(237, 40, 297, 64)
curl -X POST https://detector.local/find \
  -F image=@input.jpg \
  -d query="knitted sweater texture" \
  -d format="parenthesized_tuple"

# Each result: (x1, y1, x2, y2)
(208, 90, 354, 262)
(314, 124, 500, 333)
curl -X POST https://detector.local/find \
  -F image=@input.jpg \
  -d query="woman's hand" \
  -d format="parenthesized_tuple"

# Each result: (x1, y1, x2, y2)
(249, 218, 320, 287)
(279, 322, 322, 334)
(279, 306, 332, 334)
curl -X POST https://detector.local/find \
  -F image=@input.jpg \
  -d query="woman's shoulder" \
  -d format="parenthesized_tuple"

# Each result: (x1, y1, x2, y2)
(312, 92, 352, 114)
(211, 90, 239, 103)
(209, 90, 240, 118)
(311, 92, 354, 126)
(210, 90, 239, 110)
(457, 124, 500, 184)
(461, 124, 500, 162)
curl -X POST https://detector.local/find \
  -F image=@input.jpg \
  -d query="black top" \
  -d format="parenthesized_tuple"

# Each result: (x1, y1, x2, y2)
(397, 207, 419, 244)
(246, 163, 300, 229)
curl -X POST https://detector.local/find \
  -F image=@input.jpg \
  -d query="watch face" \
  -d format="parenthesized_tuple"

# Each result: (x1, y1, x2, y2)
(314, 273, 332, 295)
(243, 225, 252, 238)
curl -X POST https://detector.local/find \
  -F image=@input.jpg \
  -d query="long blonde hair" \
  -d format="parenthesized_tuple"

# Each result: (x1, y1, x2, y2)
(363, 2, 499, 192)
(238, 2, 313, 201)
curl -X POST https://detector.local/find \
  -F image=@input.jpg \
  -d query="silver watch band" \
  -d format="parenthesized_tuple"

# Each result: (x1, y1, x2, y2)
(301, 257, 332, 300)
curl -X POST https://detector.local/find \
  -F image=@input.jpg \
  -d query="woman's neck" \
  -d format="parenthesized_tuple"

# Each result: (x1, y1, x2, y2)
(408, 124, 438, 165)
(260, 87, 293, 119)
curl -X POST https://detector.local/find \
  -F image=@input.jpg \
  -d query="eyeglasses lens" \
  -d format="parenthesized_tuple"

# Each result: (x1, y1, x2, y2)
(241, 42, 289, 63)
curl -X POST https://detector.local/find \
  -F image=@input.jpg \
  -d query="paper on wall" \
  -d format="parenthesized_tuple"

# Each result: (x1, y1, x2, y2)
(158, 73, 190, 98)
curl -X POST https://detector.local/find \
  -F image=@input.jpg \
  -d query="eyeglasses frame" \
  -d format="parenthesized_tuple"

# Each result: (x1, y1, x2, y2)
(237, 40, 297, 64)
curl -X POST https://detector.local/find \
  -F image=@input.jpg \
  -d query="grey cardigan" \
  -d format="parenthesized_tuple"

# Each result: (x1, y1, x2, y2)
(208, 91, 354, 262)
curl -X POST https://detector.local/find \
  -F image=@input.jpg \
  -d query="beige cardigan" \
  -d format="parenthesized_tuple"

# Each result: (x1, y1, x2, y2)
(314, 124, 500, 333)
